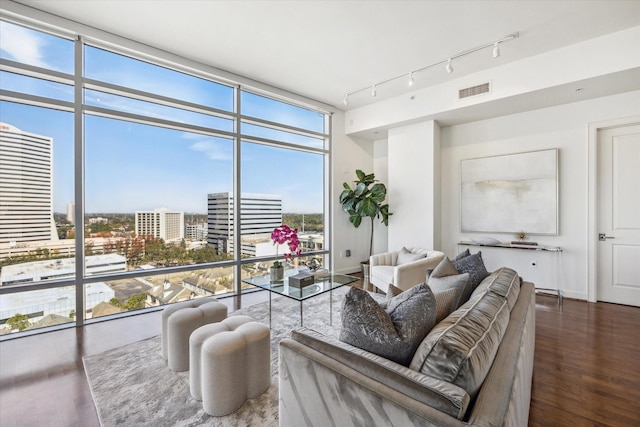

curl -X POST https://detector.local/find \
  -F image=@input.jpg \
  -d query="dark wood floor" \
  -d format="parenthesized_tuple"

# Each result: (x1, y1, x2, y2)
(1, 282, 639, 427)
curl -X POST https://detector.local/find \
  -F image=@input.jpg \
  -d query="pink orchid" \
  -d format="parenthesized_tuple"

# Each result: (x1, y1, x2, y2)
(271, 224, 301, 266)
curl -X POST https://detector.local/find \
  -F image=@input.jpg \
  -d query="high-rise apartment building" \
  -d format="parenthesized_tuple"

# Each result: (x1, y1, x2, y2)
(0, 123, 58, 245)
(207, 193, 282, 255)
(135, 208, 184, 242)
(66, 202, 74, 224)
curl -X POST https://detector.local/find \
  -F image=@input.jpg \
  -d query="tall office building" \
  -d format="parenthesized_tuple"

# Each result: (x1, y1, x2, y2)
(135, 208, 184, 242)
(66, 202, 75, 224)
(207, 193, 282, 255)
(0, 122, 58, 245)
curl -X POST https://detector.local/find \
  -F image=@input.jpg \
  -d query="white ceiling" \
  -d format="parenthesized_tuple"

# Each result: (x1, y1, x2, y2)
(9, 0, 640, 111)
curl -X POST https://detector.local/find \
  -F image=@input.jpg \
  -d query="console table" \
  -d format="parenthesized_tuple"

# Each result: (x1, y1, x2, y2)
(458, 241, 563, 306)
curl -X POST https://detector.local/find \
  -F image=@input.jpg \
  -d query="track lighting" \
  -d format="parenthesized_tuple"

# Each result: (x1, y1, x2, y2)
(445, 58, 453, 74)
(341, 32, 518, 107)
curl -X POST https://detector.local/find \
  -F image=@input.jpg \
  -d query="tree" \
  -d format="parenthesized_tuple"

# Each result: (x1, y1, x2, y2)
(109, 298, 124, 309)
(7, 313, 30, 331)
(124, 293, 147, 310)
(339, 169, 392, 257)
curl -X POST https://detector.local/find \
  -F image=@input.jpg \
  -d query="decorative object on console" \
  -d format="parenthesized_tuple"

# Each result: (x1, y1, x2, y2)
(460, 148, 558, 235)
(471, 236, 502, 245)
(516, 230, 528, 241)
(339, 284, 436, 366)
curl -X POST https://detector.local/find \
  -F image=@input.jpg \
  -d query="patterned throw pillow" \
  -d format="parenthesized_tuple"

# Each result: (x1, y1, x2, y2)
(387, 283, 404, 299)
(453, 248, 471, 261)
(428, 273, 472, 310)
(339, 283, 437, 366)
(452, 251, 489, 291)
(433, 287, 459, 323)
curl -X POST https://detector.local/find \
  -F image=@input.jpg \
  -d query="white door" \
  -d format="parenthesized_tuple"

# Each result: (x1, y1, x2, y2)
(597, 124, 640, 307)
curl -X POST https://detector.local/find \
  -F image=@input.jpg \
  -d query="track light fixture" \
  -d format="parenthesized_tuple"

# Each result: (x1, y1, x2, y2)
(342, 32, 519, 107)
(445, 58, 453, 74)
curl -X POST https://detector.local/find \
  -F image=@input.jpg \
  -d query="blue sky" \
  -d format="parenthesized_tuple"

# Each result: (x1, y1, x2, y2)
(0, 21, 325, 214)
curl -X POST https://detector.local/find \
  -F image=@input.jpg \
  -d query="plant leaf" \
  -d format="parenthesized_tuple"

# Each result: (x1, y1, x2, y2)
(369, 183, 386, 202)
(349, 214, 362, 228)
(353, 182, 367, 197)
(361, 198, 379, 217)
(355, 169, 365, 181)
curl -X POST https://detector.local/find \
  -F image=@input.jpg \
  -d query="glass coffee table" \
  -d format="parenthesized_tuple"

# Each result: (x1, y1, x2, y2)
(242, 270, 358, 327)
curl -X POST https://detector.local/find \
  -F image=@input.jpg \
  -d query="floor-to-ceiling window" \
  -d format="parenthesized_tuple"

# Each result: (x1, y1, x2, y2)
(0, 17, 331, 336)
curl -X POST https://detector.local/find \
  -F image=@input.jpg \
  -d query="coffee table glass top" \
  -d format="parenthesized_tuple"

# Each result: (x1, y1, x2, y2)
(243, 270, 358, 301)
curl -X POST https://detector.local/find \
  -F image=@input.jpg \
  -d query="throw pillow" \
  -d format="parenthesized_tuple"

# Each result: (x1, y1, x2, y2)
(339, 283, 437, 366)
(453, 248, 471, 261)
(428, 273, 472, 310)
(386, 283, 403, 299)
(430, 257, 459, 278)
(452, 251, 489, 291)
(433, 287, 459, 323)
(396, 247, 426, 265)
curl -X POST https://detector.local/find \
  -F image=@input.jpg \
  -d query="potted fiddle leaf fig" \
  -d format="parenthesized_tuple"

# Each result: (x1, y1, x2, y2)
(339, 169, 392, 260)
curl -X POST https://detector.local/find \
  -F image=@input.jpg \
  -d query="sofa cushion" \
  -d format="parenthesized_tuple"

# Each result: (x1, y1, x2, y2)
(470, 267, 521, 310)
(340, 284, 436, 366)
(453, 248, 471, 261)
(428, 273, 472, 310)
(396, 247, 427, 265)
(430, 257, 459, 278)
(386, 283, 403, 299)
(409, 289, 511, 399)
(387, 284, 459, 323)
(452, 251, 489, 291)
(433, 287, 459, 323)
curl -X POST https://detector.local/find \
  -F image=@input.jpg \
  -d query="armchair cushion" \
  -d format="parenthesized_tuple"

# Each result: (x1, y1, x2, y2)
(397, 247, 427, 265)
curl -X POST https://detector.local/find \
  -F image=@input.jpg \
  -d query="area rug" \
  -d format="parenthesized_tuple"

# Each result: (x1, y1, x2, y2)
(83, 286, 353, 427)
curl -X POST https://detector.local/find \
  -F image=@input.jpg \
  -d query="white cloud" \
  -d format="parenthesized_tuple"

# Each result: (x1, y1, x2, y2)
(0, 22, 49, 68)
(189, 140, 231, 161)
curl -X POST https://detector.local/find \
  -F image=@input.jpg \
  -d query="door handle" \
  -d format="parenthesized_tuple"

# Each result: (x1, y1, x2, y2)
(598, 233, 615, 241)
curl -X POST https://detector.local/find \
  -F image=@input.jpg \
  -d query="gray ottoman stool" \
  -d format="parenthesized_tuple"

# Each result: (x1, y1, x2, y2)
(162, 298, 228, 372)
(190, 316, 270, 416)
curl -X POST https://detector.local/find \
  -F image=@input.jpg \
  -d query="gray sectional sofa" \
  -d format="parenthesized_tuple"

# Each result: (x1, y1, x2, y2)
(278, 267, 535, 426)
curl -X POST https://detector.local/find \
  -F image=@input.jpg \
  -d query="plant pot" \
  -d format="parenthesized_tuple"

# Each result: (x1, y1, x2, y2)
(270, 265, 284, 282)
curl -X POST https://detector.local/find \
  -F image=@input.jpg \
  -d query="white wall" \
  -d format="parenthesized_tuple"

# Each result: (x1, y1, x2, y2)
(440, 90, 640, 300)
(331, 111, 374, 274)
(372, 138, 389, 255)
(387, 120, 440, 251)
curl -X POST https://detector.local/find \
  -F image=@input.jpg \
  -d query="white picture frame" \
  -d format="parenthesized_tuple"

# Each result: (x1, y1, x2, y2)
(460, 149, 558, 235)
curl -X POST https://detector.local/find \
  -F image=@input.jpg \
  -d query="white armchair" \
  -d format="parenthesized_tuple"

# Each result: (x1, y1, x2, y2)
(369, 247, 445, 294)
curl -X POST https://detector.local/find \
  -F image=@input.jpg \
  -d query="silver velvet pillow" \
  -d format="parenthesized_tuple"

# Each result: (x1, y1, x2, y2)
(339, 283, 437, 366)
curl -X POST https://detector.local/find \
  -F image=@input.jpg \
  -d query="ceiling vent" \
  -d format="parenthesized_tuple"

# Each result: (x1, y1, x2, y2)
(458, 82, 490, 99)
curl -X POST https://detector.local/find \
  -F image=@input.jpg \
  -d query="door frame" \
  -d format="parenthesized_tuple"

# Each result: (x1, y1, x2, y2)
(587, 115, 640, 303)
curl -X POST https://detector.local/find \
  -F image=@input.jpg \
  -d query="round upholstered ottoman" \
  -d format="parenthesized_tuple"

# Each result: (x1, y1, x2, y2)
(191, 317, 270, 416)
(189, 315, 256, 401)
(162, 299, 228, 372)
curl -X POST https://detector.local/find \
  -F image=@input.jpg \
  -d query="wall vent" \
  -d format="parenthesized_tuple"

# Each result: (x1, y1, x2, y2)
(458, 82, 490, 99)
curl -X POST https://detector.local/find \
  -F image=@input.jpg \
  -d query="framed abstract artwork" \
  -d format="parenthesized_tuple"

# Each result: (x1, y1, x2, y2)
(460, 149, 558, 235)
